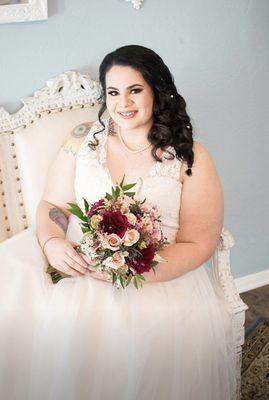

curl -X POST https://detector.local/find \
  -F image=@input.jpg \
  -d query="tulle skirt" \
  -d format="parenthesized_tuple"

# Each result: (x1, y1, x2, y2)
(0, 225, 237, 400)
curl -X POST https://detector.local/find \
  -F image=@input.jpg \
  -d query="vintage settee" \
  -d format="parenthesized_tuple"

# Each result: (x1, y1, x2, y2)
(0, 71, 248, 399)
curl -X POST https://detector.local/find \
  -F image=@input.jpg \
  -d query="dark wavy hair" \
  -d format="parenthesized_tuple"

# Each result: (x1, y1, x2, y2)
(92, 44, 194, 176)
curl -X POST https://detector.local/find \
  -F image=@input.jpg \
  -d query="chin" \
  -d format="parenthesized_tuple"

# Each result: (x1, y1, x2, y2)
(115, 114, 151, 129)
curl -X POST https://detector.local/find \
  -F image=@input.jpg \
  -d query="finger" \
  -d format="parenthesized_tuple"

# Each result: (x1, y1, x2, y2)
(66, 247, 89, 269)
(80, 253, 99, 266)
(90, 271, 111, 282)
(70, 241, 80, 249)
(58, 261, 84, 277)
(64, 254, 88, 275)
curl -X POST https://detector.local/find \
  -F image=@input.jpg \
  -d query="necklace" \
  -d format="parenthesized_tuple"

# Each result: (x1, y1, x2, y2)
(117, 123, 152, 154)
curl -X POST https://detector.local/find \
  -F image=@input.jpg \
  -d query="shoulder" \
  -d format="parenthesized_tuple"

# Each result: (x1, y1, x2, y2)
(61, 121, 95, 157)
(71, 121, 94, 138)
(180, 140, 217, 184)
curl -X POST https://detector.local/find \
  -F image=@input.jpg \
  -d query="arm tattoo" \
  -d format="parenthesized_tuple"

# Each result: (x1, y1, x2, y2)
(62, 123, 92, 156)
(49, 207, 68, 234)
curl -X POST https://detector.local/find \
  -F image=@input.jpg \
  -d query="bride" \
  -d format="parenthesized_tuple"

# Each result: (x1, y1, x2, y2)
(0, 45, 237, 400)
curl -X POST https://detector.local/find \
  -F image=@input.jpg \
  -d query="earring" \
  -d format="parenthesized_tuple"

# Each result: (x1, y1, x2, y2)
(170, 94, 174, 98)
(109, 118, 117, 135)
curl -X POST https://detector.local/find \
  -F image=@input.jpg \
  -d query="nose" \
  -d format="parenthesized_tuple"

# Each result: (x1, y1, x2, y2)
(119, 93, 133, 108)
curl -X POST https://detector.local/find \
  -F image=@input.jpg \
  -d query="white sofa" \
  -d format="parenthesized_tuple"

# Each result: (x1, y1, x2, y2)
(0, 71, 248, 399)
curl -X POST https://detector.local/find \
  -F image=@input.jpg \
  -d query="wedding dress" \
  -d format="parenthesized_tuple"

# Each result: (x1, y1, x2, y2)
(0, 117, 237, 400)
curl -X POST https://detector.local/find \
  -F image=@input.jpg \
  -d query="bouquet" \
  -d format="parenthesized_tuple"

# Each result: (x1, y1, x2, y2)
(48, 176, 169, 289)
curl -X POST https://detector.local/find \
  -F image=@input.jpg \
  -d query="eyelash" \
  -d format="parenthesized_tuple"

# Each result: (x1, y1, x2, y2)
(107, 89, 142, 96)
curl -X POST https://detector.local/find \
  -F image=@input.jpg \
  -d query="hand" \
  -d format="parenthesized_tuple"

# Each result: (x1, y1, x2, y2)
(79, 253, 112, 282)
(43, 237, 89, 277)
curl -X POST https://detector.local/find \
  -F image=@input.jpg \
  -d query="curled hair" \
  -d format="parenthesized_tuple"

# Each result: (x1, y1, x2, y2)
(92, 44, 194, 176)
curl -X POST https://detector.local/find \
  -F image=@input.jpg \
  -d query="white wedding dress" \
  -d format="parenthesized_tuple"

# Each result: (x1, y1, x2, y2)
(0, 118, 237, 400)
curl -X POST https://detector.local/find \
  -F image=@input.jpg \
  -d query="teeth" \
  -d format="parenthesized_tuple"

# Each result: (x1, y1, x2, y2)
(119, 112, 136, 116)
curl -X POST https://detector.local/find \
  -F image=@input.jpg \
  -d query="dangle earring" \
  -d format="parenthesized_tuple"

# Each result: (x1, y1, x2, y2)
(109, 117, 118, 135)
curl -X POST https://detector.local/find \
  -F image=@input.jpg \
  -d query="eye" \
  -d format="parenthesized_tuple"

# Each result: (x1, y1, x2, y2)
(130, 88, 142, 94)
(108, 91, 118, 96)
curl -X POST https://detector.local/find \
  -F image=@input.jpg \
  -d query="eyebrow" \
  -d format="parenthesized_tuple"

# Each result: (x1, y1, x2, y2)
(106, 84, 144, 90)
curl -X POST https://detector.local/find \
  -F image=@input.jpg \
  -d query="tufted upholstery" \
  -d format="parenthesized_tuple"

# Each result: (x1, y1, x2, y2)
(0, 105, 110, 240)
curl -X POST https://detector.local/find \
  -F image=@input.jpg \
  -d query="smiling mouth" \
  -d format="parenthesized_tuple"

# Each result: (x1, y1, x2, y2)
(118, 111, 138, 118)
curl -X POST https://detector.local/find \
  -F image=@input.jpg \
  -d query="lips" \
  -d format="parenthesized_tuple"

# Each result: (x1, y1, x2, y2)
(118, 111, 138, 119)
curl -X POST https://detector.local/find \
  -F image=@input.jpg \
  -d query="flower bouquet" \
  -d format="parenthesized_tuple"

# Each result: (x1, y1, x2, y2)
(48, 176, 169, 289)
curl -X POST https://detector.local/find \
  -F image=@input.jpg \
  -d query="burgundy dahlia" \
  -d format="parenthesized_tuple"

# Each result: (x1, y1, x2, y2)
(88, 199, 105, 217)
(128, 244, 155, 274)
(100, 210, 130, 238)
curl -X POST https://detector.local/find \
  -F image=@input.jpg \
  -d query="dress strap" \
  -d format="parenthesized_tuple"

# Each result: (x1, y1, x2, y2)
(150, 146, 183, 182)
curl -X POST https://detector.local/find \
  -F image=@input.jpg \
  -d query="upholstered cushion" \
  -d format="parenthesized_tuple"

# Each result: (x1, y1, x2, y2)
(14, 105, 105, 228)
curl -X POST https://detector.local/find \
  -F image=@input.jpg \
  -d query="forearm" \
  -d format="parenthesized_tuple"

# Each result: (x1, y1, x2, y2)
(35, 200, 69, 249)
(143, 241, 213, 283)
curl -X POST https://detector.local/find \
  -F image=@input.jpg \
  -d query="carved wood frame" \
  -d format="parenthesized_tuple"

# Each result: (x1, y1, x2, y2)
(0, 0, 47, 24)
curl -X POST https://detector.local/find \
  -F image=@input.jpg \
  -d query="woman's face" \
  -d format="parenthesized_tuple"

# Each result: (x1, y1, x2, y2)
(105, 65, 154, 130)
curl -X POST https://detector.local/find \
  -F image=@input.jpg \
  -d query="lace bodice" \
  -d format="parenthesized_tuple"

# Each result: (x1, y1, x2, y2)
(72, 118, 183, 244)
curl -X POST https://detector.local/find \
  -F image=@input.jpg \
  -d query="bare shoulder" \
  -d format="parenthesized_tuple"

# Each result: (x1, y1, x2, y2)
(61, 121, 94, 157)
(179, 140, 218, 184)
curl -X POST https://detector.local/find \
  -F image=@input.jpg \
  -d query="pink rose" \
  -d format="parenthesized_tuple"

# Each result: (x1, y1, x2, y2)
(103, 252, 125, 270)
(102, 233, 122, 250)
(141, 216, 153, 233)
(123, 229, 140, 246)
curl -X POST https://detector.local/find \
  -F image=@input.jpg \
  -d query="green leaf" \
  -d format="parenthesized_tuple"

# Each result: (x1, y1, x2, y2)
(106, 192, 113, 200)
(67, 202, 87, 221)
(133, 276, 138, 289)
(133, 275, 143, 289)
(122, 183, 136, 191)
(112, 271, 117, 285)
(125, 192, 136, 197)
(126, 274, 133, 286)
(67, 202, 78, 209)
(115, 186, 120, 199)
(119, 275, 125, 289)
(81, 226, 89, 234)
(81, 222, 90, 228)
(83, 198, 90, 214)
(119, 174, 126, 187)
(137, 274, 146, 281)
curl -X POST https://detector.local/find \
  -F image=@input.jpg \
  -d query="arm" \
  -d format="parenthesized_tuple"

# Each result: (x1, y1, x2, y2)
(35, 132, 81, 249)
(143, 141, 224, 283)
(36, 200, 69, 252)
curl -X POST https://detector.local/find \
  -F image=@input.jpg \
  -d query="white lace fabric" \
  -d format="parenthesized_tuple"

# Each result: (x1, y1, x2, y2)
(74, 118, 183, 243)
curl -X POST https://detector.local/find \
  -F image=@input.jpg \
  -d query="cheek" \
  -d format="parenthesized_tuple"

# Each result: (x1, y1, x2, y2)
(105, 97, 114, 110)
(140, 96, 154, 113)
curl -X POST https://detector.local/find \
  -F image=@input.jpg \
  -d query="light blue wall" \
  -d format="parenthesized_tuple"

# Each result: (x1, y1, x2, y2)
(0, 0, 268, 279)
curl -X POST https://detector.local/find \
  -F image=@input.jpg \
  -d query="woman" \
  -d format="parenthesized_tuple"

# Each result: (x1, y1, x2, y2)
(0, 45, 237, 400)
